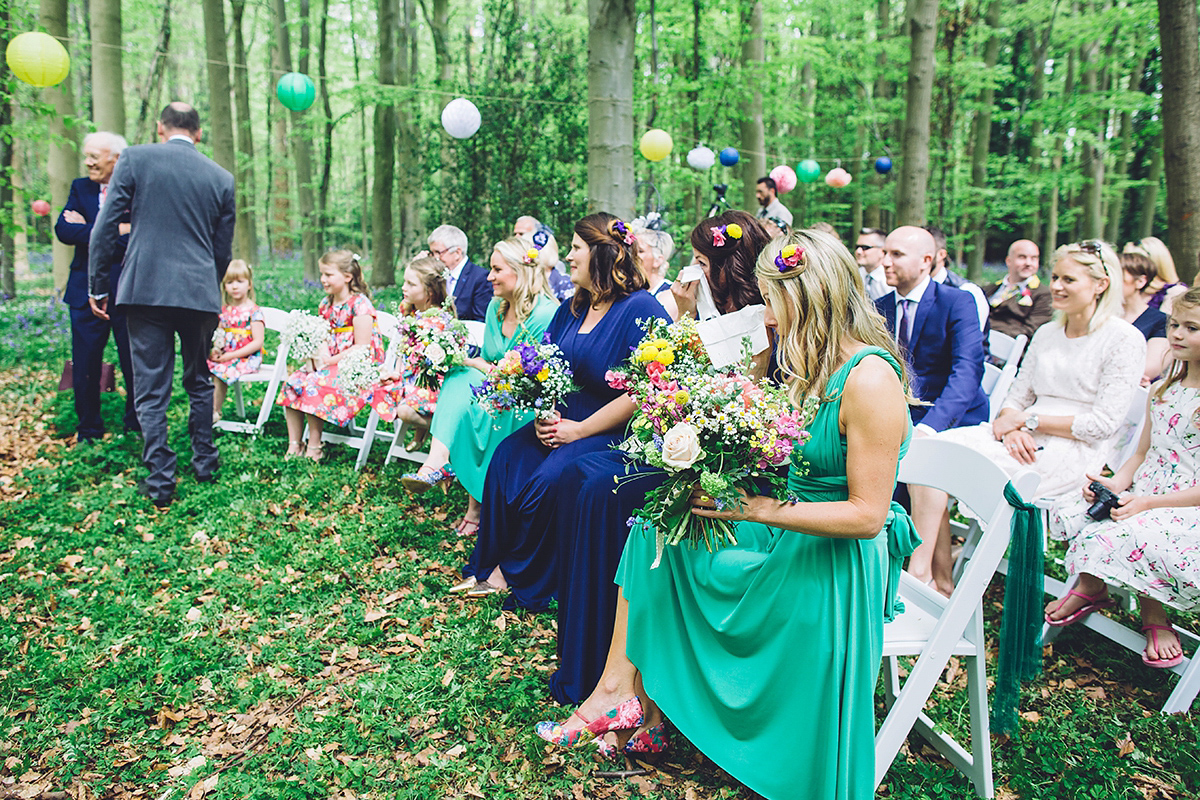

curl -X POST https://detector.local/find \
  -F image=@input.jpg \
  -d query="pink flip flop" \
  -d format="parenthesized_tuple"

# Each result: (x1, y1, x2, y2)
(1044, 588, 1115, 627)
(1142, 624, 1185, 669)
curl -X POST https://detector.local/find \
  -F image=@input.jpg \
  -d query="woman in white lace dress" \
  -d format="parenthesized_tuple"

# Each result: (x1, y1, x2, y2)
(909, 240, 1145, 594)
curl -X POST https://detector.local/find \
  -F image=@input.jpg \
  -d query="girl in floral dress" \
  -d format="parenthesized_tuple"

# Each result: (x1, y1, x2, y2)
(370, 257, 450, 447)
(208, 260, 265, 422)
(278, 250, 384, 461)
(1047, 286, 1200, 669)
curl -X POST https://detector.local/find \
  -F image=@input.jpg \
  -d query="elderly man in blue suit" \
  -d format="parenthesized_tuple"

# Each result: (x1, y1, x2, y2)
(876, 225, 988, 594)
(427, 224, 491, 322)
(55, 131, 137, 442)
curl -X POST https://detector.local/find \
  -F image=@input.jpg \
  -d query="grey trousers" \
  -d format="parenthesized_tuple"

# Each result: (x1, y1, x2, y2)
(124, 305, 220, 499)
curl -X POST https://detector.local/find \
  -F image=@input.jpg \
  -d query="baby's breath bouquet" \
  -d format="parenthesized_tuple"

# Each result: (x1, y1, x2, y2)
(394, 304, 470, 391)
(335, 345, 382, 396)
(609, 318, 817, 566)
(473, 339, 576, 421)
(281, 310, 331, 363)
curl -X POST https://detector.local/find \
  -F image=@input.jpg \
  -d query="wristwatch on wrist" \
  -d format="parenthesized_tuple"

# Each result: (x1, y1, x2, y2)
(1022, 413, 1040, 432)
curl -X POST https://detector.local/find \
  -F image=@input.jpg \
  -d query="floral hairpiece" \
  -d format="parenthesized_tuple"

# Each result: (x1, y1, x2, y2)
(774, 244, 805, 273)
(532, 228, 550, 250)
(351, 253, 362, 262)
(613, 219, 636, 245)
(712, 223, 743, 247)
(522, 248, 540, 266)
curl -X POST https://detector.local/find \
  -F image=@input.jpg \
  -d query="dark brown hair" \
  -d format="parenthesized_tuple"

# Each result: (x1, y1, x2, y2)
(1119, 251, 1158, 295)
(569, 212, 648, 315)
(690, 210, 769, 314)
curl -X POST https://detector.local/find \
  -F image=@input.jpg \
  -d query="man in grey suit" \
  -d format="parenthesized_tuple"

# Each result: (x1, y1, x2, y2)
(89, 102, 236, 508)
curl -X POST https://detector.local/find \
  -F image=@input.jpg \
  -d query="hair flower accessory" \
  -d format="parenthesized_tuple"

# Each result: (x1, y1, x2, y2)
(712, 224, 743, 247)
(531, 228, 550, 249)
(613, 219, 636, 245)
(775, 244, 805, 273)
(522, 248, 540, 266)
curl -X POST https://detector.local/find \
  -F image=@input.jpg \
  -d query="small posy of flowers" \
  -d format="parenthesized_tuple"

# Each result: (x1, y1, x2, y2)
(711, 223, 743, 248)
(473, 338, 576, 421)
(210, 326, 226, 352)
(335, 345, 381, 396)
(281, 310, 332, 363)
(394, 304, 470, 391)
(609, 317, 817, 566)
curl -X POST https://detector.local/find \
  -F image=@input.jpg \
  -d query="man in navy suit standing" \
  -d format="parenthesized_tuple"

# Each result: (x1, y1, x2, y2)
(876, 225, 988, 594)
(55, 131, 137, 442)
(90, 103, 236, 509)
(427, 224, 491, 321)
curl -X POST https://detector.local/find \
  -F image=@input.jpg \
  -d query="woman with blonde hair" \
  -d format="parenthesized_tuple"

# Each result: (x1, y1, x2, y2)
(537, 230, 920, 800)
(400, 237, 559, 536)
(909, 240, 1146, 594)
(633, 228, 678, 319)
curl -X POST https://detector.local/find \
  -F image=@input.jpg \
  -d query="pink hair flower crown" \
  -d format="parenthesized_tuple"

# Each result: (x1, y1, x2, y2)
(712, 223, 743, 248)
(613, 219, 636, 245)
(775, 244, 805, 273)
(522, 248, 540, 266)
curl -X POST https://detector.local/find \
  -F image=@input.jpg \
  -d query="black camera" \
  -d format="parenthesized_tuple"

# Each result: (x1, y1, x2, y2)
(1086, 481, 1121, 521)
(713, 183, 728, 197)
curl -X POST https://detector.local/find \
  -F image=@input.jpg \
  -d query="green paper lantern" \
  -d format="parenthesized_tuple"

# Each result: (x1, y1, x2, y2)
(797, 159, 821, 183)
(6, 32, 70, 88)
(276, 72, 315, 112)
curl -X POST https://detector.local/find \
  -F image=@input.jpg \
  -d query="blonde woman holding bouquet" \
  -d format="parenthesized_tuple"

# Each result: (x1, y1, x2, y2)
(400, 237, 559, 530)
(537, 231, 919, 800)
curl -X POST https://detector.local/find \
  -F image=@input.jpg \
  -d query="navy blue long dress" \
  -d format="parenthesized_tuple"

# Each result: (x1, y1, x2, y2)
(467, 290, 670, 611)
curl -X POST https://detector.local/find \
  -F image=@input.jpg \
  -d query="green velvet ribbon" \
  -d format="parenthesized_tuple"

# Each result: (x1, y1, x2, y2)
(991, 481, 1045, 735)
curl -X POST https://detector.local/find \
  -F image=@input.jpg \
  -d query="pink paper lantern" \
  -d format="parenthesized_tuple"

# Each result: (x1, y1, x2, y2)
(824, 167, 852, 188)
(32, 199, 51, 217)
(769, 165, 797, 195)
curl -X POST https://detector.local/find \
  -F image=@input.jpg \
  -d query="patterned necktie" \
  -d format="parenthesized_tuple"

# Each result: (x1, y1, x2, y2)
(990, 280, 1020, 307)
(897, 298, 913, 351)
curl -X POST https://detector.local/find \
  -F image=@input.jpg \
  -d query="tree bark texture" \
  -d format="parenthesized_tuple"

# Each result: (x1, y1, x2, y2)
(1157, 0, 1200, 283)
(966, 0, 1002, 280)
(1, 8, 14, 299)
(135, 0, 171, 145)
(291, 0, 319, 280)
(896, 0, 937, 225)
(1140, 139, 1163, 240)
(1105, 60, 1146, 243)
(230, 0, 259, 261)
(586, 0, 635, 219)
(201, 0, 236, 177)
(90, 0, 125, 135)
(39, 0, 79, 294)
(738, 0, 765, 212)
(1079, 40, 1104, 240)
(371, 0, 398, 285)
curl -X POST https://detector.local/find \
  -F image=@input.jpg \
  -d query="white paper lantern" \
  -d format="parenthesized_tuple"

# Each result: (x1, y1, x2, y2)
(686, 146, 716, 171)
(441, 97, 481, 139)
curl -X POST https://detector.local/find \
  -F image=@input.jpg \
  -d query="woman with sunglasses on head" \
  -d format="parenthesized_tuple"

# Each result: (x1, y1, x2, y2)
(908, 240, 1146, 595)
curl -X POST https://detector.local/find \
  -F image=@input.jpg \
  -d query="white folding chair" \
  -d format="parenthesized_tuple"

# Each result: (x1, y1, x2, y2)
(214, 306, 292, 436)
(983, 332, 1027, 422)
(383, 317, 487, 466)
(876, 438, 1040, 799)
(320, 310, 401, 470)
(1107, 385, 1150, 474)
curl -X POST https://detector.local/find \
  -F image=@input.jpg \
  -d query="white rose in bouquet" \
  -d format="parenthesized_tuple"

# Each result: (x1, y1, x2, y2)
(425, 342, 447, 367)
(660, 422, 703, 470)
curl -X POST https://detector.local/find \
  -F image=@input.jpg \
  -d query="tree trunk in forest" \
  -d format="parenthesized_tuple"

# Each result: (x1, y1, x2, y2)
(966, 0, 1002, 281)
(268, 0, 292, 257)
(896, 0, 937, 225)
(690, 0, 701, 225)
(135, 0, 171, 145)
(292, 0, 318, 280)
(1023, 19, 1054, 244)
(317, 0, 334, 255)
(1105, 59, 1146, 243)
(40, 0, 79, 295)
(587, 0, 635, 219)
(349, 0, 370, 257)
(738, 0, 765, 213)
(201, 0, 235, 177)
(1079, 39, 1104, 240)
(372, 0, 398, 285)
(230, 0, 259, 261)
(1140, 139, 1163, 240)
(90, 0, 124, 135)
(1157, 0, 1200, 283)
(418, 0, 452, 84)
(394, 0, 420, 275)
(1, 11, 13, 299)
(865, 0, 890, 230)
(794, 58, 815, 227)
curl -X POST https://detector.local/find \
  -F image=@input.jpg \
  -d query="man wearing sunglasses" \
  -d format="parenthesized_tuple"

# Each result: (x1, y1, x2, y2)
(855, 227, 889, 301)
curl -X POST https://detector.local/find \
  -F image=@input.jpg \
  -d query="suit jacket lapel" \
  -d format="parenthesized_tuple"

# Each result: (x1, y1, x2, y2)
(881, 292, 898, 335)
(910, 281, 937, 350)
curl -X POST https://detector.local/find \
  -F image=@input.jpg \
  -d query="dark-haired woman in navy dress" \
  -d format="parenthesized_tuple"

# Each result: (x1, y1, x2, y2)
(460, 213, 670, 609)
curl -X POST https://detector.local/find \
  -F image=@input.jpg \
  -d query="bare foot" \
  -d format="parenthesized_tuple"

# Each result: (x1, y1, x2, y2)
(1143, 624, 1183, 664)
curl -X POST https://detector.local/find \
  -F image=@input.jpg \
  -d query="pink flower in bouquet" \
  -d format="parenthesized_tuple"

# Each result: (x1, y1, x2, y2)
(606, 370, 630, 391)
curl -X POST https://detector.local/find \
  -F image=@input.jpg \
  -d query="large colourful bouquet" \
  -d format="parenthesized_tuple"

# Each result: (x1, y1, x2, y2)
(473, 340, 576, 421)
(281, 310, 331, 363)
(395, 305, 470, 391)
(608, 317, 816, 566)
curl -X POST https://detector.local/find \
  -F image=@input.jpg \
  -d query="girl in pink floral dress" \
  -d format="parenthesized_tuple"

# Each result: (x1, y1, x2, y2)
(1048, 287, 1200, 669)
(209, 260, 266, 423)
(278, 250, 384, 460)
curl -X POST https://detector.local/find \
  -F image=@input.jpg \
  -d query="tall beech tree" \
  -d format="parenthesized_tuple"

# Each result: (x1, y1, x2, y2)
(896, 0, 937, 225)
(1157, 0, 1200, 282)
(587, 0, 635, 218)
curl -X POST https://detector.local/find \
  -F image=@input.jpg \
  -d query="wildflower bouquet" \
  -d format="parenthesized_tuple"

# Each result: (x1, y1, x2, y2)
(609, 318, 817, 566)
(335, 345, 382, 396)
(281, 310, 331, 363)
(473, 340, 576, 421)
(395, 305, 470, 391)
(210, 326, 226, 352)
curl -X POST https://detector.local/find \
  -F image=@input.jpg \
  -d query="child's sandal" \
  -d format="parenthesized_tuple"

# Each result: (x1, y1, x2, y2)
(305, 443, 324, 462)
(285, 440, 304, 460)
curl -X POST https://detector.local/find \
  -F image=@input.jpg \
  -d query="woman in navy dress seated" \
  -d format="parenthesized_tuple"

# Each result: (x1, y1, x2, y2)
(548, 212, 773, 704)
(460, 213, 671, 607)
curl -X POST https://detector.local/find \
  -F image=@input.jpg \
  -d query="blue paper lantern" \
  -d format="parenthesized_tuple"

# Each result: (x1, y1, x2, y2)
(874, 156, 893, 174)
(719, 147, 740, 167)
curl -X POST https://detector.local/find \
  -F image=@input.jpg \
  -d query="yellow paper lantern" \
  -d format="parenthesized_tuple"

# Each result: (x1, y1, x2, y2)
(6, 32, 70, 88)
(639, 129, 673, 162)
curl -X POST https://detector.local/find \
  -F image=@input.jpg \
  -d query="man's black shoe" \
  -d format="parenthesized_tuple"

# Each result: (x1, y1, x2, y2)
(196, 472, 217, 484)
(136, 480, 175, 509)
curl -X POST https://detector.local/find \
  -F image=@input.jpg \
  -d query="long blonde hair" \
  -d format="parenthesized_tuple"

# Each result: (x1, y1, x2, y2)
(1050, 241, 1123, 334)
(398, 256, 449, 316)
(756, 230, 916, 409)
(1125, 236, 1179, 289)
(493, 236, 557, 323)
(1154, 287, 1200, 416)
(221, 259, 255, 304)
